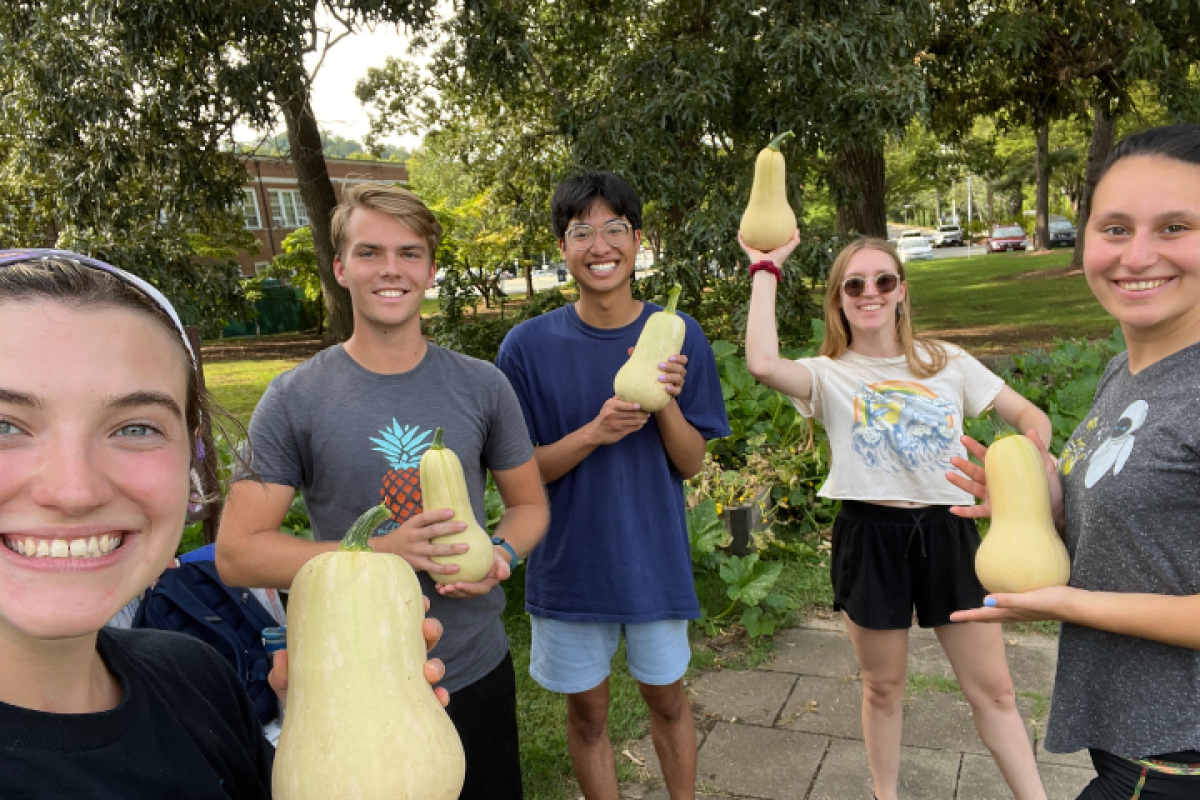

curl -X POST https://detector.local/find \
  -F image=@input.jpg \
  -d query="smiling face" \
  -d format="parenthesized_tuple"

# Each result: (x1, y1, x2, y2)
(1085, 155, 1200, 349)
(0, 302, 192, 640)
(836, 247, 907, 340)
(558, 198, 642, 298)
(335, 206, 436, 334)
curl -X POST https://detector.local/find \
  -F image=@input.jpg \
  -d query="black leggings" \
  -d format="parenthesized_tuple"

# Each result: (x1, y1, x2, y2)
(1077, 749, 1200, 800)
(445, 653, 523, 800)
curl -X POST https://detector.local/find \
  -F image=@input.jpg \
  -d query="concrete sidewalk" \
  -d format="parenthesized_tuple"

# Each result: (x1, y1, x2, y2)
(619, 619, 1096, 800)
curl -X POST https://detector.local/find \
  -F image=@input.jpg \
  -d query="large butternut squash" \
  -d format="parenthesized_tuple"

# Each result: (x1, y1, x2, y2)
(274, 504, 466, 800)
(739, 131, 797, 251)
(614, 285, 685, 412)
(421, 428, 495, 584)
(974, 434, 1071, 594)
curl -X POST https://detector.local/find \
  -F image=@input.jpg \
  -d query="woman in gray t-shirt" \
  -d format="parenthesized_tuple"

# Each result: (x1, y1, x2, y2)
(950, 126, 1200, 798)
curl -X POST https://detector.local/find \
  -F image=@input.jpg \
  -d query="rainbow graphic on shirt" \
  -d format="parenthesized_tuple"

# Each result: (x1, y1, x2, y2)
(851, 380, 957, 473)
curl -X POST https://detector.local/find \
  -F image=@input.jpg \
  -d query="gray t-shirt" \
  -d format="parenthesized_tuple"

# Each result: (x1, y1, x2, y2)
(1048, 342, 1200, 757)
(241, 343, 534, 693)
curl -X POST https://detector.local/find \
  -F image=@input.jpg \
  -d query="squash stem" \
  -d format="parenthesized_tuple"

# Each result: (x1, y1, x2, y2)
(663, 285, 682, 315)
(766, 131, 794, 152)
(430, 427, 445, 451)
(339, 504, 393, 552)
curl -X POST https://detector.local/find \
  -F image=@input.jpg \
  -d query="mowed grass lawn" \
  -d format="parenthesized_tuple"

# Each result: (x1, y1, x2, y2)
(903, 249, 1115, 356)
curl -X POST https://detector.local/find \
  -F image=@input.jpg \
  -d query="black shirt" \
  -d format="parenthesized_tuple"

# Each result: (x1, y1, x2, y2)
(0, 628, 273, 798)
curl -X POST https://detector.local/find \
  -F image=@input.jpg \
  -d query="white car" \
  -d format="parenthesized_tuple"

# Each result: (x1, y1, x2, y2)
(896, 236, 934, 263)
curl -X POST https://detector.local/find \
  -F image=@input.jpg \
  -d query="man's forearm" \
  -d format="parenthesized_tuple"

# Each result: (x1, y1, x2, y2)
(655, 400, 706, 479)
(216, 530, 342, 590)
(534, 426, 598, 483)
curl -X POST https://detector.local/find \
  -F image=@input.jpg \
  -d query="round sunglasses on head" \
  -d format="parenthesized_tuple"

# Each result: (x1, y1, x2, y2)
(840, 272, 900, 298)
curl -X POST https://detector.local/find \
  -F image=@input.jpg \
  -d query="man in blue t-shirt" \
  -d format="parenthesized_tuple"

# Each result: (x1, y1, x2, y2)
(496, 172, 730, 798)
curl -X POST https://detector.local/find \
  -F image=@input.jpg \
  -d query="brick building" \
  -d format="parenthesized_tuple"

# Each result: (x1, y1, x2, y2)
(235, 155, 408, 276)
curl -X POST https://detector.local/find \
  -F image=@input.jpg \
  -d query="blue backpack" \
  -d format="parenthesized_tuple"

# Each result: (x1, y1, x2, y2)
(133, 549, 280, 725)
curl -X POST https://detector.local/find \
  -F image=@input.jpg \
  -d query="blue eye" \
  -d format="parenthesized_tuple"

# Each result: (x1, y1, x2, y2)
(0, 419, 19, 435)
(117, 424, 160, 438)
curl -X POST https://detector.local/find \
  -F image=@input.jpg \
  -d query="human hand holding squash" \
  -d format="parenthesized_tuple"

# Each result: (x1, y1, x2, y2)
(587, 396, 651, 446)
(947, 430, 1064, 524)
(738, 229, 802, 272)
(267, 595, 450, 713)
(273, 505, 466, 800)
(739, 131, 798, 251)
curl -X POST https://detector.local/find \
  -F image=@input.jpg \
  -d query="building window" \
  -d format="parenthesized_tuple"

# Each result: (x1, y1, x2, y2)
(241, 189, 262, 230)
(269, 189, 308, 229)
(252, 261, 270, 276)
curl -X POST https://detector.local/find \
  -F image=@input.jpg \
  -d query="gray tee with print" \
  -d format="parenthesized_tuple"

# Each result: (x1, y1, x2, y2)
(1049, 342, 1200, 757)
(241, 343, 534, 693)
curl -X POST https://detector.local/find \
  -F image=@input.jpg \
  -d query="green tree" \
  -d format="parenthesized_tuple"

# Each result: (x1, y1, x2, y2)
(927, 0, 1200, 253)
(0, 1, 262, 328)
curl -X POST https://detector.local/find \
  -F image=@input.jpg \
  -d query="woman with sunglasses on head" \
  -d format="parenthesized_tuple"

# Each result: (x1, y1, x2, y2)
(949, 125, 1200, 799)
(742, 235, 1051, 800)
(0, 250, 448, 798)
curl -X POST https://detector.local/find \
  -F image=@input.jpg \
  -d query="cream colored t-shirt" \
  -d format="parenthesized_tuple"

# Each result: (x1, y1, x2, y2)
(792, 345, 1004, 505)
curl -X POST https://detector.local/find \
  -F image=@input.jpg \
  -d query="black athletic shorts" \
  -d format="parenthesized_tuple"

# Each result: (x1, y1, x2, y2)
(445, 652, 523, 800)
(1077, 749, 1200, 799)
(830, 500, 987, 629)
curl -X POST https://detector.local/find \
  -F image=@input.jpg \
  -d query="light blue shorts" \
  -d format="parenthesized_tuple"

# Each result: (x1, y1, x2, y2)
(529, 617, 691, 695)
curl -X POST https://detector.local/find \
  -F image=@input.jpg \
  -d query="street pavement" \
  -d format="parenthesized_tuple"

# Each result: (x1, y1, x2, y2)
(618, 617, 1096, 800)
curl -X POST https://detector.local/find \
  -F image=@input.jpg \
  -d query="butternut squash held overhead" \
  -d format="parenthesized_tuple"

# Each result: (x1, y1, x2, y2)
(614, 285, 685, 412)
(273, 504, 466, 800)
(739, 131, 798, 251)
(974, 434, 1072, 594)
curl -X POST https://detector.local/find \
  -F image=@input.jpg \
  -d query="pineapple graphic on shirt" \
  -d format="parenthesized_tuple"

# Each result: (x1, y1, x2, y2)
(371, 421, 434, 522)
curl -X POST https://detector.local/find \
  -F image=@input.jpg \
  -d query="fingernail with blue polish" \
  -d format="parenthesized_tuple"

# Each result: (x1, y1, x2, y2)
(984, 597, 997, 607)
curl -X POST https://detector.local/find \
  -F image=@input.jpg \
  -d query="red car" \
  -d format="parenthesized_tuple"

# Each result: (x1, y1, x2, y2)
(987, 224, 1028, 253)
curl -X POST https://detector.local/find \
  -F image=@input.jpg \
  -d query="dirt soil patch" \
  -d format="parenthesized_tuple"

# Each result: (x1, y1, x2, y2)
(201, 332, 329, 363)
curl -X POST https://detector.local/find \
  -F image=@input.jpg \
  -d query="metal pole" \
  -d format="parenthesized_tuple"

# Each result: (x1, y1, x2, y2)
(967, 175, 973, 253)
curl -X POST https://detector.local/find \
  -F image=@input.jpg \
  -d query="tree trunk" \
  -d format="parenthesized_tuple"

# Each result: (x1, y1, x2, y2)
(1034, 120, 1050, 251)
(1072, 101, 1117, 269)
(986, 181, 994, 228)
(280, 81, 354, 343)
(832, 142, 887, 238)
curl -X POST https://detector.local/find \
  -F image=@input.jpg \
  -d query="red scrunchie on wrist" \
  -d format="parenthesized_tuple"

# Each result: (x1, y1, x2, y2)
(748, 260, 782, 283)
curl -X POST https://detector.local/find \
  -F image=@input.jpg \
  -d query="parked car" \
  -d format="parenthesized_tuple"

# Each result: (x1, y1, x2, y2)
(1049, 218, 1077, 248)
(987, 223, 1028, 253)
(899, 229, 930, 243)
(896, 236, 934, 263)
(932, 224, 963, 247)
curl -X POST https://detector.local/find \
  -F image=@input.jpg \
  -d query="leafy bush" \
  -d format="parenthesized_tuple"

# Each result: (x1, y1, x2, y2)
(965, 329, 1126, 450)
(427, 286, 570, 363)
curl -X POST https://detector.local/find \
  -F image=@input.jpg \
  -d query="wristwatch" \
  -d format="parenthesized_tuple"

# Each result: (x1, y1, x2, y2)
(491, 536, 520, 567)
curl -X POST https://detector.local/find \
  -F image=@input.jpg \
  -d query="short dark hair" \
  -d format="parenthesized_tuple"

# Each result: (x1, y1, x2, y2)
(1100, 124, 1200, 182)
(550, 171, 643, 239)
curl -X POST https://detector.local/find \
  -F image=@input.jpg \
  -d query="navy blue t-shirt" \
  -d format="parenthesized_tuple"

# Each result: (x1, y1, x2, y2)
(496, 302, 730, 623)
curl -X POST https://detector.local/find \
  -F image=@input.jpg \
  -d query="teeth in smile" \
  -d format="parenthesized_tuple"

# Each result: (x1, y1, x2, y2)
(1118, 279, 1168, 292)
(589, 262, 616, 275)
(5, 534, 123, 559)
(860, 304, 883, 311)
(377, 289, 406, 297)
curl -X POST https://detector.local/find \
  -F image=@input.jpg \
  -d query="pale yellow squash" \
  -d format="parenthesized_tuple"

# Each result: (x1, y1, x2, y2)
(739, 131, 797, 251)
(975, 434, 1072, 594)
(614, 285, 685, 412)
(273, 505, 466, 800)
(421, 428, 495, 584)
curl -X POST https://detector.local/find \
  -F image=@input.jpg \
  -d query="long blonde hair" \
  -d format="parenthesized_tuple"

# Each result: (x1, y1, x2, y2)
(819, 237, 948, 378)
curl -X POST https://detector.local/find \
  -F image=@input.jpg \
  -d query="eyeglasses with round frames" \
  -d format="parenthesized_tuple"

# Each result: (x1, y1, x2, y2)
(841, 272, 900, 298)
(564, 220, 634, 251)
